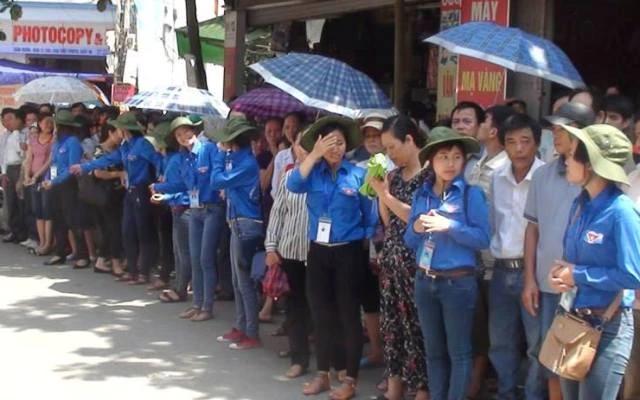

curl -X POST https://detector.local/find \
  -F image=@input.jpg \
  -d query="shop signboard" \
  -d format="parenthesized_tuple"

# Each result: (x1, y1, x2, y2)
(456, 0, 510, 108)
(436, 0, 462, 122)
(111, 83, 136, 104)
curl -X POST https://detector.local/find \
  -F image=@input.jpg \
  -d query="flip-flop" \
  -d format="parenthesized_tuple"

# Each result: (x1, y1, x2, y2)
(159, 290, 186, 303)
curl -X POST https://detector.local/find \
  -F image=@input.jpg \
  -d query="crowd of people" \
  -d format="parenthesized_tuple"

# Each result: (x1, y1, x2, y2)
(1, 87, 640, 400)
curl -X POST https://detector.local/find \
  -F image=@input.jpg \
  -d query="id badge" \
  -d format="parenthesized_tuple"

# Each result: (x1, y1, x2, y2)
(123, 172, 129, 189)
(50, 165, 58, 179)
(418, 237, 435, 271)
(316, 217, 332, 244)
(189, 190, 200, 208)
(559, 287, 578, 312)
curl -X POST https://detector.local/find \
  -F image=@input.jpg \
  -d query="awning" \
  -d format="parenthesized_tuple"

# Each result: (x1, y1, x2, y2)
(175, 16, 270, 65)
(0, 59, 107, 85)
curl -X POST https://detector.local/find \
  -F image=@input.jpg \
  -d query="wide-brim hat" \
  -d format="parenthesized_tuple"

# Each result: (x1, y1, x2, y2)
(208, 117, 258, 143)
(150, 121, 172, 150)
(561, 124, 631, 185)
(300, 116, 361, 153)
(419, 126, 480, 165)
(54, 109, 81, 128)
(108, 111, 144, 133)
(170, 116, 199, 135)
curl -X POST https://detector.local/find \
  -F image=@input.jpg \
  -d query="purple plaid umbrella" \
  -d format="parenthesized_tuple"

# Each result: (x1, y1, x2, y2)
(230, 87, 320, 120)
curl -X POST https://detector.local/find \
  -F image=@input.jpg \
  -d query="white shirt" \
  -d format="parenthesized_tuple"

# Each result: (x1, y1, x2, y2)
(490, 158, 545, 259)
(465, 149, 509, 201)
(2, 130, 24, 173)
(270, 147, 294, 199)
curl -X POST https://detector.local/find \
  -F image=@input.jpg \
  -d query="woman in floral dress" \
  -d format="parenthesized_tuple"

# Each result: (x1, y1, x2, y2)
(369, 116, 429, 400)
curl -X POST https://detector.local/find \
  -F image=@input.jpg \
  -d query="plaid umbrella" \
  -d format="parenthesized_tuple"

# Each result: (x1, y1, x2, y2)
(249, 53, 393, 119)
(230, 87, 320, 120)
(124, 86, 229, 117)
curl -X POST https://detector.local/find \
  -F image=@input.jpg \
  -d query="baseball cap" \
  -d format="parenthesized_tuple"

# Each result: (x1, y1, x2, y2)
(543, 102, 595, 129)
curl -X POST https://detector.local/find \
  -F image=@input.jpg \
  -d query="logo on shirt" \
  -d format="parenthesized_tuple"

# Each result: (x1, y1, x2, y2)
(441, 202, 459, 213)
(341, 187, 356, 196)
(198, 166, 209, 174)
(584, 231, 604, 244)
(127, 154, 137, 161)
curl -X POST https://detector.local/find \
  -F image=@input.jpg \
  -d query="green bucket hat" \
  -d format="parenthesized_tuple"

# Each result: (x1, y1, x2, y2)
(561, 123, 632, 185)
(108, 111, 144, 133)
(54, 109, 81, 128)
(300, 116, 361, 153)
(169, 116, 199, 135)
(419, 127, 481, 165)
(208, 117, 258, 143)
(150, 121, 172, 150)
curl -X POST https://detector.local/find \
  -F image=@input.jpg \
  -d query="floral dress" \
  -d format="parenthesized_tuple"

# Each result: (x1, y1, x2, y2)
(379, 167, 429, 390)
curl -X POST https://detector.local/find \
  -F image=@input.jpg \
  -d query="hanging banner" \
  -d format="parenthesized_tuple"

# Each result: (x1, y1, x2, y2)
(457, 0, 510, 108)
(436, 0, 462, 122)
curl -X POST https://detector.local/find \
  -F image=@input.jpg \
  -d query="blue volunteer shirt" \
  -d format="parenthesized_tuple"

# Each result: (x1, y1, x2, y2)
(49, 134, 83, 186)
(154, 140, 222, 205)
(81, 135, 161, 186)
(155, 152, 188, 207)
(210, 147, 261, 220)
(287, 159, 377, 243)
(564, 184, 640, 309)
(404, 175, 490, 270)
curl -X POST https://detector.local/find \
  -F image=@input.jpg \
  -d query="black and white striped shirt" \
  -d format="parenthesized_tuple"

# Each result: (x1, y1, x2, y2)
(265, 169, 309, 261)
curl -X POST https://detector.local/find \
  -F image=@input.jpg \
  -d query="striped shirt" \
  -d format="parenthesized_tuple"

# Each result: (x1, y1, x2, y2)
(265, 169, 309, 261)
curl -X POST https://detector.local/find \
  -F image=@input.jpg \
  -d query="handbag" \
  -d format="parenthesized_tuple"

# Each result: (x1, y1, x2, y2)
(77, 174, 108, 207)
(538, 291, 623, 381)
(262, 264, 290, 299)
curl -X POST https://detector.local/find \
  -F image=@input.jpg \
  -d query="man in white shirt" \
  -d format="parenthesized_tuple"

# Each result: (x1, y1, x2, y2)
(488, 113, 546, 400)
(270, 112, 305, 200)
(0, 108, 26, 242)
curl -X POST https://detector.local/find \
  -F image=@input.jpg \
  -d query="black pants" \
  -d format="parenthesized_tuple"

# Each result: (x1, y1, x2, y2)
(96, 193, 124, 260)
(307, 241, 364, 379)
(4, 164, 26, 240)
(282, 258, 311, 368)
(217, 219, 233, 296)
(51, 178, 88, 260)
(121, 187, 155, 277)
(153, 203, 173, 282)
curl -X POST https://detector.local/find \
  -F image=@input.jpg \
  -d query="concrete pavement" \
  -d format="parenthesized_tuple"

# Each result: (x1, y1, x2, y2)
(0, 242, 383, 400)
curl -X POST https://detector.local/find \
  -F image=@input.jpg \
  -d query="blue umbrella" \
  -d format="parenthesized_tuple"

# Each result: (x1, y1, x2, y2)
(424, 22, 585, 89)
(249, 53, 393, 119)
(124, 86, 229, 118)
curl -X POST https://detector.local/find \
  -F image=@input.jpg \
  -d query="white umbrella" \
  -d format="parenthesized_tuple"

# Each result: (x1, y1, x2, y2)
(13, 76, 107, 105)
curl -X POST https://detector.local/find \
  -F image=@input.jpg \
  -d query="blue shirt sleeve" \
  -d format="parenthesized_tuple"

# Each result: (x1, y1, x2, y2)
(286, 167, 311, 193)
(404, 191, 426, 252)
(82, 147, 122, 174)
(154, 154, 187, 194)
(140, 141, 163, 180)
(52, 139, 82, 185)
(210, 150, 256, 190)
(360, 191, 378, 239)
(448, 186, 491, 250)
(573, 205, 640, 291)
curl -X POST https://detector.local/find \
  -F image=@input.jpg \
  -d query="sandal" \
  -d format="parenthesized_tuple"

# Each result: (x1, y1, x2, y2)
(190, 310, 213, 322)
(159, 290, 186, 303)
(129, 275, 148, 285)
(73, 259, 90, 269)
(115, 273, 135, 282)
(147, 279, 168, 291)
(179, 307, 200, 319)
(302, 372, 331, 396)
(329, 377, 357, 400)
(285, 364, 307, 379)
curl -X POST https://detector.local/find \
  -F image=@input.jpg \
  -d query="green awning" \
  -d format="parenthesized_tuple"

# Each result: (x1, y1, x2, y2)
(176, 16, 270, 65)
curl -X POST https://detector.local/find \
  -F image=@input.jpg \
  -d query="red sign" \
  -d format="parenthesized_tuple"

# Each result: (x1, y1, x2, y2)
(111, 83, 136, 104)
(457, 0, 510, 108)
(12, 25, 102, 46)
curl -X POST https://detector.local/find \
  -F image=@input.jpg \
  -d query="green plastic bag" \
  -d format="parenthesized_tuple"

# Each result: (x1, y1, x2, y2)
(359, 153, 388, 197)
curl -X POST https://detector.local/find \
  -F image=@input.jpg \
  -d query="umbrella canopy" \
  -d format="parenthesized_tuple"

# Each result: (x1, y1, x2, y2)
(13, 76, 108, 105)
(230, 87, 321, 120)
(424, 22, 585, 89)
(124, 86, 229, 118)
(249, 53, 393, 119)
(0, 59, 106, 86)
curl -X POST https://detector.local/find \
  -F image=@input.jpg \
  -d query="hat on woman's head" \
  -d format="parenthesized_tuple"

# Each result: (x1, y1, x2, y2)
(150, 121, 172, 150)
(208, 117, 258, 143)
(561, 124, 632, 185)
(54, 109, 81, 128)
(170, 116, 199, 135)
(108, 112, 144, 133)
(419, 126, 480, 165)
(300, 116, 361, 153)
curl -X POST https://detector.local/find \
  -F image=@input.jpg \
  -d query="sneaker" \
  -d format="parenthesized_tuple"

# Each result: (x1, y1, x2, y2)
(229, 337, 261, 350)
(216, 328, 246, 343)
(21, 239, 38, 249)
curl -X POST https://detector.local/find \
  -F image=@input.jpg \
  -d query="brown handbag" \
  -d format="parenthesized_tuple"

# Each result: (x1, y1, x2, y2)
(538, 291, 623, 381)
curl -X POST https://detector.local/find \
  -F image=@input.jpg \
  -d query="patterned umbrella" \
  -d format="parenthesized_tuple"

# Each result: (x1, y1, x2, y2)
(249, 53, 393, 119)
(14, 76, 109, 105)
(124, 86, 229, 118)
(230, 87, 320, 120)
(424, 22, 585, 89)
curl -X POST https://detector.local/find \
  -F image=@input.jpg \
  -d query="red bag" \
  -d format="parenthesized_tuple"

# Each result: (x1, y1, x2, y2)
(262, 265, 290, 298)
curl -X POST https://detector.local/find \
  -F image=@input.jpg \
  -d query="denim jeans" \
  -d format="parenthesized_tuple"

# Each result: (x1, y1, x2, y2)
(172, 208, 191, 295)
(561, 309, 634, 400)
(229, 218, 264, 339)
(188, 205, 225, 312)
(415, 273, 477, 400)
(122, 187, 154, 276)
(489, 268, 546, 400)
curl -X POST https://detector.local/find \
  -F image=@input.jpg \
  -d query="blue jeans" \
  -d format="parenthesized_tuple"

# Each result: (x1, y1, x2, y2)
(172, 208, 191, 295)
(415, 273, 477, 400)
(489, 268, 546, 400)
(229, 218, 264, 339)
(122, 187, 154, 276)
(561, 309, 634, 400)
(188, 205, 225, 312)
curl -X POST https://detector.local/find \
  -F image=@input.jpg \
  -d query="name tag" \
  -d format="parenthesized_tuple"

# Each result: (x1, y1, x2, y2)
(50, 165, 58, 179)
(559, 287, 578, 312)
(316, 217, 332, 244)
(189, 190, 200, 208)
(123, 172, 129, 189)
(418, 237, 435, 271)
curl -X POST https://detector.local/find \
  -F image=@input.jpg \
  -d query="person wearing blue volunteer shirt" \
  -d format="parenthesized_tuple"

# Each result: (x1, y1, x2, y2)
(404, 127, 490, 400)
(288, 116, 377, 400)
(210, 118, 264, 351)
(70, 112, 162, 285)
(41, 109, 90, 269)
(152, 117, 223, 322)
(548, 124, 640, 400)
